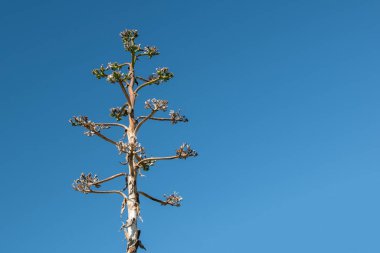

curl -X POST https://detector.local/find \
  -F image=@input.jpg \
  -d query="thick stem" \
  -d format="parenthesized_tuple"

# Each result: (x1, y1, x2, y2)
(125, 174, 141, 253)
(127, 58, 137, 132)
(125, 53, 142, 252)
(124, 128, 140, 253)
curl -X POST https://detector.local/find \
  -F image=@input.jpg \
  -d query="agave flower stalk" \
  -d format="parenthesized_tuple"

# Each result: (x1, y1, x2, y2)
(70, 29, 197, 253)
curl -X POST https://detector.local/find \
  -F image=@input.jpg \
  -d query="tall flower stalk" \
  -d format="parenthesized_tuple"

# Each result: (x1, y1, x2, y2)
(70, 29, 197, 253)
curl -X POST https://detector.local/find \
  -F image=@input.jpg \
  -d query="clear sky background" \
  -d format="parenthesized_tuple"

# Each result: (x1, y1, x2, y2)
(0, 0, 379, 252)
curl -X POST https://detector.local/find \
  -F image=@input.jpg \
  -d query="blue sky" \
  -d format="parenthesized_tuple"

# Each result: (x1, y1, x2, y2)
(1, 0, 380, 252)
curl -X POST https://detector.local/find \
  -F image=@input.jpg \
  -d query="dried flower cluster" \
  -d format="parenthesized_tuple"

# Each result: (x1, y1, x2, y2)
(169, 110, 189, 124)
(69, 115, 90, 127)
(139, 68, 174, 90)
(116, 141, 146, 157)
(164, 192, 183, 207)
(106, 71, 127, 84)
(69, 116, 110, 136)
(140, 46, 159, 58)
(120, 29, 139, 52)
(176, 143, 198, 159)
(145, 98, 168, 111)
(153, 67, 174, 83)
(110, 106, 129, 121)
(120, 30, 160, 61)
(92, 62, 128, 80)
(73, 173, 100, 193)
(137, 160, 155, 171)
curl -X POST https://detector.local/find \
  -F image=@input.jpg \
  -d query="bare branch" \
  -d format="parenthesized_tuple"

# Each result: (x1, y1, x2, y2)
(135, 67, 174, 92)
(136, 144, 198, 168)
(95, 122, 129, 131)
(136, 76, 149, 82)
(118, 81, 132, 106)
(77, 183, 136, 209)
(85, 189, 129, 200)
(92, 130, 119, 146)
(136, 155, 179, 168)
(139, 191, 180, 206)
(135, 110, 157, 134)
(137, 109, 187, 125)
(69, 116, 121, 147)
(73, 173, 127, 192)
(136, 116, 187, 124)
(120, 62, 131, 69)
(136, 116, 171, 121)
(134, 78, 160, 94)
(89, 172, 127, 186)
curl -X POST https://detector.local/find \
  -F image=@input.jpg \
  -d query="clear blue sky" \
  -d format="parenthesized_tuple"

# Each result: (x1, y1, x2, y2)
(1, 0, 379, 252)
